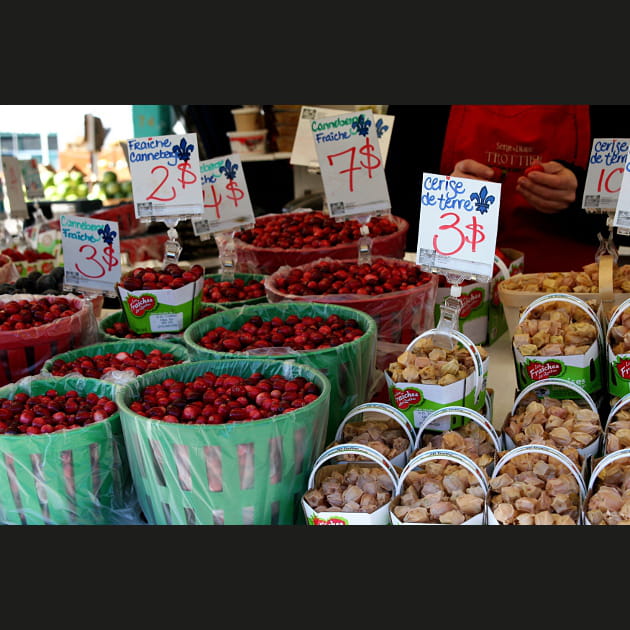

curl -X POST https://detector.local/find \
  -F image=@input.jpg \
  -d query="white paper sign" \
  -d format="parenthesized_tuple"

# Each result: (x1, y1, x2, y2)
(582, 138, 629, 211)
(290, 106, 394, 168)
(20, 158, 45, 201)
(60, 214, 121, 295)
(127, 133, 204, 221)
(312, 110, 391, 219)
(416, 173, 501, 282)
(191, 154, 255, 237)
(1, 155, 28, 219)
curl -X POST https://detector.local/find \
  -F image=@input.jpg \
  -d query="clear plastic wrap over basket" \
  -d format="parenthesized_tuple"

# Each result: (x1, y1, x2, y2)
(233, 212, 409, 275)
(0, 375, 141, 525)
(114, 358, 331, 525)
(0, 293, 99, 387)
(264, 256, 439, 347)
(182, 301, 377, 445)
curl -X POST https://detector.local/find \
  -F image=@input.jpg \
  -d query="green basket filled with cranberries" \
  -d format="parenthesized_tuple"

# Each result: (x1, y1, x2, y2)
(0, 376, 141, 525)
(42, 339, 190, 385)
(183, 301, 377, 444)
(115, 358, 331, 525)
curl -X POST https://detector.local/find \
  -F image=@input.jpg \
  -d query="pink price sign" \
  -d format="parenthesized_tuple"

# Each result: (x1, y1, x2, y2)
(416, 173, 501, 282)
(127, 133, 204, 221)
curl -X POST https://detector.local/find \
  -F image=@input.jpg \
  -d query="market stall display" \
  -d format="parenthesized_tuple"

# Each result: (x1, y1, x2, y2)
(182, 301, 377, 444)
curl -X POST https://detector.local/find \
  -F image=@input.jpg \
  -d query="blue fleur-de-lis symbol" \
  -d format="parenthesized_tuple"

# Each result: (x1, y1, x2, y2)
(375, 118, 389, 138)
(352, 114, 371, 137)
(470, 185, 495, 215)
(97, 223, 117, 245)
(172, 137, 194, 162)
(219, 158, 239, 181)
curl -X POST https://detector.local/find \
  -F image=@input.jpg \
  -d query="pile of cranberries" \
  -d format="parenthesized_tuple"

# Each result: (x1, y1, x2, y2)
(0, 389, 118, 435)
(202, 276, 265, 303)
(272, 258, 434, 297)
(0, 296, 80, 331)
(129, 370, 321, 424)
(48, 348, 184, 378)
(235, 211, 399, 250)
(1, 247, 55, 263)
(198, 313, 365, 353)
(119, 263, 204, 292)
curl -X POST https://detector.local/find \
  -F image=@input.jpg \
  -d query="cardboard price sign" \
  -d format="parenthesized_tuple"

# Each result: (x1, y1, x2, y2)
(1, 155, 29, 219)
(60, 214, 121, 295)
(291, 106, 394, 169)
(416, 173, 501, 283)
(191, 154, 255, 237)
(582, 138, 630, 212)
(127, 133, 204, 221)
(313, 110, 391, 219)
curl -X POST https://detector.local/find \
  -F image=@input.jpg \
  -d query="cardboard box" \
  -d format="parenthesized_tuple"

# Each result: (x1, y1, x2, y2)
(118, 275, 203, 335)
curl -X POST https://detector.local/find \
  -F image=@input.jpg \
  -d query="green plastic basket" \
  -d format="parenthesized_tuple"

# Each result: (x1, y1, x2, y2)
(183, 301, 378, 444)
(99, 306, 226, 346)
(115, 358, 331, 525)
(202, 272, 268, 308)
(41, 339, 191, 383)
(0, 376, 140, 525)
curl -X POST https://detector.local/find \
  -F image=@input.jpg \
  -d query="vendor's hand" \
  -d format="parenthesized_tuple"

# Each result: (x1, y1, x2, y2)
(451, 159, 496, 181)
(516, 160, 578, 214)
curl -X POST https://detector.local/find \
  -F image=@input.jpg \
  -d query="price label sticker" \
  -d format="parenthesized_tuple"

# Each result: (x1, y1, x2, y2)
(191, 154, 255, 237)
(291, 106, 394, 169)
(20, 158, 45, 201)
(612, 146, 630, 232)
(1, 155, 29, 219)
(313, 110, 390, 219)
(127, 133, 204, 221)
(582, 138, 629, 212)
(60, 214, 121, 295)
(416, 173, 501, 283)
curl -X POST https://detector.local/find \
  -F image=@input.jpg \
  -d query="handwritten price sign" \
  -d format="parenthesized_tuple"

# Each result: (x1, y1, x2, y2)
(1, 155, 29, 219)
(60, 215, 120, 295)
(127, 133, 204, 221)
(583, 138, 630, 212)
(313, 110, 391, 219)
(191, 154, 255, 238)
(291, 106, 395, 168)
(416, 173, 501, 282)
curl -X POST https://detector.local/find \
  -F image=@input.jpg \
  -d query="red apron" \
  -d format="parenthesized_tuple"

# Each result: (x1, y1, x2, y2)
(440, 105, 593, 273)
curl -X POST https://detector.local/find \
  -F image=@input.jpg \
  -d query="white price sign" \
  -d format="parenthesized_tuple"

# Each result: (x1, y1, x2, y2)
(191, 154, 255, 237)
(1, 155, 28, 219)
(313, 110, 390, 219)
(291, 106, 394, 169)
(127, 133, 204, 221)
(582, 138, 629, 211)
(416, 173, 501, 283)
(60, 214, 121, 295)
(20, 158, 45, 201)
